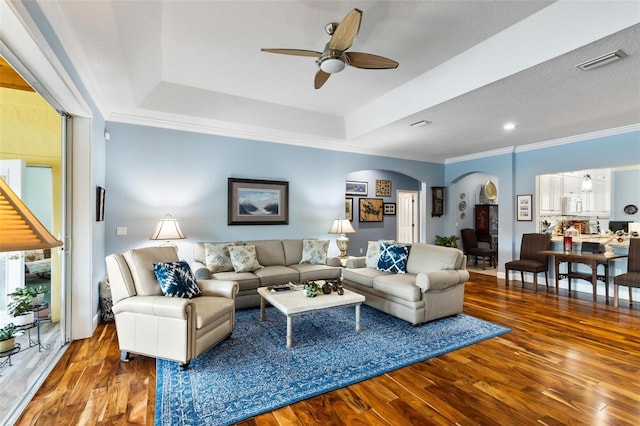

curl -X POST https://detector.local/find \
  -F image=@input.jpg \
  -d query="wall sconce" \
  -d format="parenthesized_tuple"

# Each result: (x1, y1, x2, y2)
(328, 218, 356, 258)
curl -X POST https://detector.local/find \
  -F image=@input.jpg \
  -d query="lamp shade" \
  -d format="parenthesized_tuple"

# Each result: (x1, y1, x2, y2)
(0, 178, 63, 252)
(328, 219, 356, 235)
(150, 214, 186, 240)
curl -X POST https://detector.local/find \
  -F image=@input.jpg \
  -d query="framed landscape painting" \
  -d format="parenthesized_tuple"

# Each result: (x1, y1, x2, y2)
(346, 181, 368, 196)
(359, 198, 383, 222)
(228, 178, 289, 225)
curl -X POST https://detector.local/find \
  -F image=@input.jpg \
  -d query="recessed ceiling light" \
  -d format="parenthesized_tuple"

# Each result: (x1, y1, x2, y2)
(503, 123, 516, 131)
(410, 120, 431, 127)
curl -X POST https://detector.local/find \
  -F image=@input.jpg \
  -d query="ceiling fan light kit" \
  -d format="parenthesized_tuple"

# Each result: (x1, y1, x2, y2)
(261, 8, 398, 89)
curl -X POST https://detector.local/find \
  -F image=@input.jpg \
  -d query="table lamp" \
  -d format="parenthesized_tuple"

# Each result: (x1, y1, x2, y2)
(150, 214, 186, 246)
(328, 218, 356, 258)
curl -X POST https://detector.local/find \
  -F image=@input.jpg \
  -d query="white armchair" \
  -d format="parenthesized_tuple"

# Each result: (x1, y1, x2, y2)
(105, 246, 238, 370)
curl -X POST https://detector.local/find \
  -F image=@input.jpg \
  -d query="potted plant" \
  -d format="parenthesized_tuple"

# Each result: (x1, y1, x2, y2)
(7, 288, 35, 326)
(0, 323, 17, 353)
(435, 235, 459, 248)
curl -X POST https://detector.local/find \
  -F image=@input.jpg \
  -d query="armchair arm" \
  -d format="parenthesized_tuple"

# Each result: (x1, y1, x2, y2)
(112, 295, 193, 320)
(415, 270, 470, 292)
(345, 257, 366, 268)
(198, 279, 238, 299)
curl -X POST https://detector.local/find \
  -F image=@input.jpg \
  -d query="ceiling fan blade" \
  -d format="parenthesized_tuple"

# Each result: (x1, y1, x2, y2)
(329, 9, 362, 52)
(314, 70, 331, 89)
(346, 52, 399, 69)
(261, 48, 321, 58)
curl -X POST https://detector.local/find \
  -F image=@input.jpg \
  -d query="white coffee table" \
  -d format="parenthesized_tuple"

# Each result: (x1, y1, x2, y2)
(257, 286, 365, 348)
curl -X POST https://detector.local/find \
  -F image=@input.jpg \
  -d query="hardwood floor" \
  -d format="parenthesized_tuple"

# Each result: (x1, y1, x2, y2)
(16, 273, 640, 425)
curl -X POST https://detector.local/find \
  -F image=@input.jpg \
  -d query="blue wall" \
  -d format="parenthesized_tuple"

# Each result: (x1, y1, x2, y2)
(104, 123, 441, 262)
(445, 130, 640, 273)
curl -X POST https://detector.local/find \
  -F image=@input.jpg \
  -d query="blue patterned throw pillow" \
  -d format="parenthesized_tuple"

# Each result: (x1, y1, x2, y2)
(377, 243, 411, 274)
(153, 260, 202, 298)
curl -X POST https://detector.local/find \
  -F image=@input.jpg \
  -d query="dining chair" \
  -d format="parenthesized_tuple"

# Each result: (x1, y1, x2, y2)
(505, 233, 551, 292)
(460, 228, 496, 270)
(613, 238, 640, 307)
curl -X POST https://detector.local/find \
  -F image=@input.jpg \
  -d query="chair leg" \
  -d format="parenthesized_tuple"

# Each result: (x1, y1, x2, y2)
(505, 268, 510, 287)
(520, 271, 525, 288)
(120, 351, 130, 362)
(533, 272, 538, 292)
(179, 361, 190, 371)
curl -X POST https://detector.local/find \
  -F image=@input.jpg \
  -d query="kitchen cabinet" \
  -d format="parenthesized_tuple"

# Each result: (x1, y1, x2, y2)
(539, 174, 563, 214)
(581, 170, 611, 215)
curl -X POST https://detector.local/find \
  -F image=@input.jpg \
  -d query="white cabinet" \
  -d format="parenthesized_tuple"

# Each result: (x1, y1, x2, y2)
(539, 174, 563, 214)
(538, 169, 611, 217)
(581, 170, 611, 216)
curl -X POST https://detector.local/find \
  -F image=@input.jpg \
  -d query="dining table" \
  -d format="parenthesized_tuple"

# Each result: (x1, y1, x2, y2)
(538, 249, 628, 303)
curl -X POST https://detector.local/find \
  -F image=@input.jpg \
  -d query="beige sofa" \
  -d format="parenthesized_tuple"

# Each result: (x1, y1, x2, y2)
(342, 242, 469, 325)
(105, 246, 238, 370)
(192, 239, 342, 309)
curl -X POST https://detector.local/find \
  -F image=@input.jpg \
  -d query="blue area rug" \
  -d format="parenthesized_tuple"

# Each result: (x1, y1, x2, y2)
(156, 305, 509, 426)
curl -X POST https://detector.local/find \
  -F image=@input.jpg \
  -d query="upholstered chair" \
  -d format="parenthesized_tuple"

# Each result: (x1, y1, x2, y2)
(460, 228, 497, 270)
(613, 238, 640, 307)
(505, 233, 551, 292)
(105, 246, 238, 370)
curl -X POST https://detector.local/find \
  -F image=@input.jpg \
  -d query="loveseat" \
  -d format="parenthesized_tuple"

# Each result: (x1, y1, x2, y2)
(192, 239, 342, 309)
(342, 242, 469, 325)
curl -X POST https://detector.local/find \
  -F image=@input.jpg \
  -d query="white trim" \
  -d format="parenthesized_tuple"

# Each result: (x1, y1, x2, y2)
(445, 124, 640, 164)
(1, 0, 91, 117)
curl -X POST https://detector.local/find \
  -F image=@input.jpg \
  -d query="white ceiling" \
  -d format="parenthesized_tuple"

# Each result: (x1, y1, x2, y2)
(37, 1, 640, 162)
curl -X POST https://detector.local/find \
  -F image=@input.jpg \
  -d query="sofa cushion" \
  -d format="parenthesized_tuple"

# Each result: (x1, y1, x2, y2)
(228, 245, 263, 272)
(300, 239, 329, 265)
(342, 267, 388, 288)
(204, 242, 235, 273)
(282, 239, 303, 265)
(253, 265, 299, 287)
(125, 246, 179, 296)
(291, 263, 342, 282)
(377, 243, 411, 274)
(152, 260, 202, 299)
(372, 274, 421, 302)
(212, 271, 260, 292)
(405, 243, 463, 275)
(248, 240, 286, 266)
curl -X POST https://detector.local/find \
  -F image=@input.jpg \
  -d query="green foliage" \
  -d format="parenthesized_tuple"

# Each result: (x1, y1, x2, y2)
(0, 323, 16, 341)
(435, 235, 459, 248)
(6, 285, 46, 317)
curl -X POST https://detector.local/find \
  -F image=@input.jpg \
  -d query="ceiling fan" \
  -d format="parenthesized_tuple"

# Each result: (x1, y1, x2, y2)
(261, 8, 399, 89)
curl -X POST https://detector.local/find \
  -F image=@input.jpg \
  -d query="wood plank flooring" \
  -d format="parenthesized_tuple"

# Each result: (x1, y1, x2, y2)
(16, 273, 640, 425)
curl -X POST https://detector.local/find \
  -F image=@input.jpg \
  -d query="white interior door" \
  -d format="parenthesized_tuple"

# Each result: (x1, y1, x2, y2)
(0, 159, 26, 321)
(397, 190, 419, 244)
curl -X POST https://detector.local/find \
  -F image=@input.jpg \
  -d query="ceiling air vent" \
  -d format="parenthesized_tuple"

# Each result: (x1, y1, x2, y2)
(576, 49, 626, 71)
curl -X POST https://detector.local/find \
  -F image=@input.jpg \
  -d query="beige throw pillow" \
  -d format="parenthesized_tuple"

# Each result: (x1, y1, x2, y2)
(204, 243, 235, 273)
(228, 245, 263, 273)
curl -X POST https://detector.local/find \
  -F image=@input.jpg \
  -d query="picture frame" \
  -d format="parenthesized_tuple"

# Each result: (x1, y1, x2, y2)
(359, 198, 384, 222)
(516, 194, 533, 221)
(228, 178, 289, 225)
(383, 202, 396, 216)
(96, 186, 105, 222)
(345, 198, 353, 221)
(345, 181, 368, 196)
(375, 179, 392, 197)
